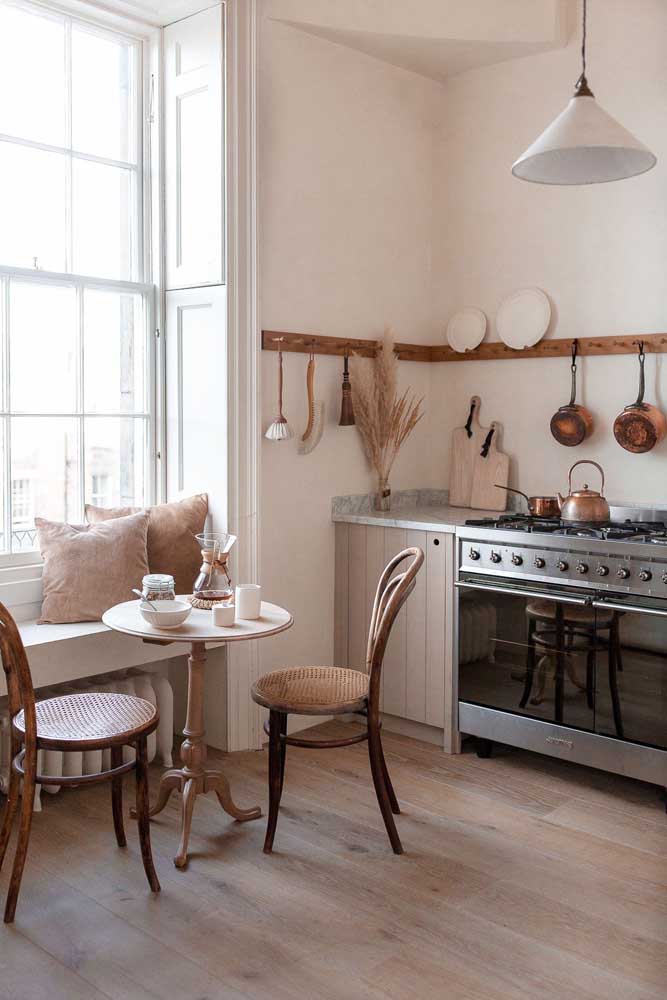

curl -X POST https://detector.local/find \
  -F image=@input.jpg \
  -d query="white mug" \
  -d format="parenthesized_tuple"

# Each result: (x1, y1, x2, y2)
(212, 603, 235, 627)
(235, 584, 261, 619)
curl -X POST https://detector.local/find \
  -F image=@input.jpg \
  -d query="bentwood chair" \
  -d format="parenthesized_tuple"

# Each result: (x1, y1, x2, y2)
(251, 546, 424, 856)
(0, 602, 160, 923)
(521, 599, 624, 737)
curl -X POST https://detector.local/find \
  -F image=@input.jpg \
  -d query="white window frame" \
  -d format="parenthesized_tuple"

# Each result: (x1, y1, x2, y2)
(0, 0, 163, 582)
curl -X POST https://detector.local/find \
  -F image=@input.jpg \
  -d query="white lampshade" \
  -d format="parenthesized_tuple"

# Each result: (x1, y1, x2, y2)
(513, 95, 657, 185)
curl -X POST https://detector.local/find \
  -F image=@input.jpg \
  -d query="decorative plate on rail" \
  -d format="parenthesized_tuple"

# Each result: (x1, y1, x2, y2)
(446, 307, 487, 353)
(496, 288, 551, 350)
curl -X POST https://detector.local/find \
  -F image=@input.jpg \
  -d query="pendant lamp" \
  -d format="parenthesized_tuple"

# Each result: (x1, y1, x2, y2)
(512, 0, 656, 185)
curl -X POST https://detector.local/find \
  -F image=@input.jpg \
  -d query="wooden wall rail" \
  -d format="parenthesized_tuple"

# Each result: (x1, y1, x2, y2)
(262, 330, 667, 363)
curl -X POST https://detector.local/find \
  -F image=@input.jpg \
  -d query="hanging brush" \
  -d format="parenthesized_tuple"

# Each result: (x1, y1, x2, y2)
(338, 353, 355, 426)
(265, 342, 293, 441)
(299, 347, 325, 454)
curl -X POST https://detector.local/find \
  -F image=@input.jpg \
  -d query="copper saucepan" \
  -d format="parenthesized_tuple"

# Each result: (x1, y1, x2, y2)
(495, 486, 561, 518)
(613, 341, 666, 454)
(550, 340, 593, 447)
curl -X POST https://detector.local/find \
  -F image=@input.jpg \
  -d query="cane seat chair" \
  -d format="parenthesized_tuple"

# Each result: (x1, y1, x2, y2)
(251, 546, 424, 856)
(0, 602, 161, 923)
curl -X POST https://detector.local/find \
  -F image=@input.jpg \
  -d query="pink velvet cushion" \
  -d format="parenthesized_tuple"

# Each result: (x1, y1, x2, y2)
(85, 494, 208, 596)
(36, 511, 150, 624)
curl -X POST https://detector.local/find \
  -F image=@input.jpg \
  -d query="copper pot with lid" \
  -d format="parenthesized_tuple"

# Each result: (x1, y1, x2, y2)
(557, 460, 610, 523)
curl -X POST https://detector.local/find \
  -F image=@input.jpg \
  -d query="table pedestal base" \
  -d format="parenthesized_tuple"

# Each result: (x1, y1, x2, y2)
(131, 640, 261, 869)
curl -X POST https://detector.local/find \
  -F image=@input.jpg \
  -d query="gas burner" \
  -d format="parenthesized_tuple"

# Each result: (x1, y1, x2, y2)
(464, 513, 667, 542)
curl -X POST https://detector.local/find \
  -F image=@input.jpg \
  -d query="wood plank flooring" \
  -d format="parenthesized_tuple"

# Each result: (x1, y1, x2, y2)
(0, 721, 665, 1000)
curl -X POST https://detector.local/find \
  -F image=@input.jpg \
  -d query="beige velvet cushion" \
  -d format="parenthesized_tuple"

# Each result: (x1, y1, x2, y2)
(85, 494, 208, 595)
(36, 511, 150, 624)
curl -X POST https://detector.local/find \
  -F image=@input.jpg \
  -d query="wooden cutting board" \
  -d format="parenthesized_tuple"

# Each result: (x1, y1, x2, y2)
(470, 422, 510, 511)
(449, 395, 484, 507)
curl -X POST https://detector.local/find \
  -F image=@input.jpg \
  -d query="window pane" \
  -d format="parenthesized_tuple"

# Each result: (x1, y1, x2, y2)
(11, 417, 80, 549)
(0, 5, 66, 147)
(10, 283, 77, 413)
(85, 417, 146, 508)
(72, 160, 135, 279)
(84, 290, 145, 412)
(0, 143, 67, 271)
(0, 429, 6, 554)
(72, 26, 136, 163)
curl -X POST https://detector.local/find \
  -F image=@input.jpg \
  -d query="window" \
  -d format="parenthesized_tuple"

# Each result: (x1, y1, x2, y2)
(0, 1, 154, 557)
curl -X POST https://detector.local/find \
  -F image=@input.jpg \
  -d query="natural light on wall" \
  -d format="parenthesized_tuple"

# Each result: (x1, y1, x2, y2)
(0, 0, 153, 556)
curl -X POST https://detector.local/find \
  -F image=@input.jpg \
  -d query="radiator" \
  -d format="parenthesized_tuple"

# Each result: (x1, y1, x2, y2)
(459, 594, 497, 664)
(0, 669, 174, 811)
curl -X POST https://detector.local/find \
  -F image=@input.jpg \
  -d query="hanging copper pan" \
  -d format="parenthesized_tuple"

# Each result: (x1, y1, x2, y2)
(550, 340, 593, 447)
(613, 341, 666, 453)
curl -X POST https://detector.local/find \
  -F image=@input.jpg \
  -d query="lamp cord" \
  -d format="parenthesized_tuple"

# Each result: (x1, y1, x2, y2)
(581, 0, 587, 78)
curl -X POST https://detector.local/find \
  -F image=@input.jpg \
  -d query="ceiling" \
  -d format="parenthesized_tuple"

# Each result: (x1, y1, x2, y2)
(267, 0, 570, 82)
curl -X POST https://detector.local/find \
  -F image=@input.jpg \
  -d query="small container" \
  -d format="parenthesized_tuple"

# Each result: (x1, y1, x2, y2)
(235, 584, 261, 620)
(212, 603, 235, 627)
(142, 574, 176, 602)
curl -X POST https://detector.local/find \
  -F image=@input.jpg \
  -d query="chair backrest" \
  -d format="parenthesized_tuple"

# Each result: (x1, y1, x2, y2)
(365, 547, 424, 712)
(0, 602, 36, 752)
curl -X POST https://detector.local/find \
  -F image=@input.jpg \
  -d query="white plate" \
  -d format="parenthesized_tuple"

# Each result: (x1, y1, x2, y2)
(496, 288, 551, 350)
(446, 307, 487, 353)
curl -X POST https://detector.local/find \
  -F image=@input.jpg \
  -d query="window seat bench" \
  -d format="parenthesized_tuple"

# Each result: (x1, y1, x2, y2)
(0, 619, 181, 696)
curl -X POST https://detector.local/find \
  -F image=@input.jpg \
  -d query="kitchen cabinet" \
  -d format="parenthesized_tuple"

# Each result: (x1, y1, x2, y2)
(334, 523, 457, 751)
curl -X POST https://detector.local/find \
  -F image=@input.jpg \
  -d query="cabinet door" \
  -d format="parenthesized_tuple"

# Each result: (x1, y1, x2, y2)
(425, 533, 449, 730)
(164, 5, 224, 289)
(165, 285, 227, 525)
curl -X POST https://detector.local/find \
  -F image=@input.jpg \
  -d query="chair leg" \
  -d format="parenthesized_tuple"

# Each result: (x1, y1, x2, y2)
(278, 712, 288, 795)
(264, 710, 284, 854)
(608, 618, 624, 739)
(134, 738, 160, 893)
(377, 733, 400, 814)
(520, 619, 537, 708)
(4, 749, 37, 923)
(585, 644, 595, 711)
(0, 750, 20, 872)
(111, 745, 127, 848)
(368, 719, 402, 855)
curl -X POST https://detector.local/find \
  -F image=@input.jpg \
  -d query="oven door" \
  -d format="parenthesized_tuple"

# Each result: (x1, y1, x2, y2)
(456, 574, 603, 735)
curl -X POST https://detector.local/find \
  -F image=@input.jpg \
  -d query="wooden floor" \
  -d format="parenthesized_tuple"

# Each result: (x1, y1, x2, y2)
(0, 721, 665, 1000)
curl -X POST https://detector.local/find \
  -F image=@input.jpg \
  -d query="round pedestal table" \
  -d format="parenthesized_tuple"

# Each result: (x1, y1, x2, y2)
(102, 600, 293, 869)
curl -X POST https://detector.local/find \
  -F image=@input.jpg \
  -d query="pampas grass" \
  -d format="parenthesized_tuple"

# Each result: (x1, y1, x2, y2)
(350, 331, 424, 503)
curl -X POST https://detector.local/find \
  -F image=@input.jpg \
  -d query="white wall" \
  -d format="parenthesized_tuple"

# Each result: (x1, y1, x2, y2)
(258, 15, 444, 679)
(433, 0, 667, 503)
(256, 0, 667, 710)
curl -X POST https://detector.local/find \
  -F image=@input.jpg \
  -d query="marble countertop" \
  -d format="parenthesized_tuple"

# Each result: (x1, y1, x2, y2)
(332, 504, 499, 532)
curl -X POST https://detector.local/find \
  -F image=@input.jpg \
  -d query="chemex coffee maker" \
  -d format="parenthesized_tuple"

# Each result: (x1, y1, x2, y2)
(191, 532, 237, 608)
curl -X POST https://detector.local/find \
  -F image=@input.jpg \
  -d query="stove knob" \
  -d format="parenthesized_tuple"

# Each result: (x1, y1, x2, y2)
(638, 568, 652, 582)
(596, 564, 609, 577)
(616, 566, 631, 580)
(534, 556, 546, 569)
(557, 560, 569, 572)
(511, 553, 523, 566)
(575, 562, 588, 575)
(468, 548, 480, 561)
(490, 551, 502, 564)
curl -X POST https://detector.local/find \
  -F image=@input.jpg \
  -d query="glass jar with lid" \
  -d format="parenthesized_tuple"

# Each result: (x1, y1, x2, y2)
(142, 574, 176, 602)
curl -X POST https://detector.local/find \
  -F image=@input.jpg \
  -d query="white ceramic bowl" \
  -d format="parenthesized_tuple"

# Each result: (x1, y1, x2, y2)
(139, 599, 192, 629)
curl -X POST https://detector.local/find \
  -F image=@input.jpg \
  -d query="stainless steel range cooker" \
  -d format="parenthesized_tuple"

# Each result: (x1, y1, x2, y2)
(455, 506, 667, 801)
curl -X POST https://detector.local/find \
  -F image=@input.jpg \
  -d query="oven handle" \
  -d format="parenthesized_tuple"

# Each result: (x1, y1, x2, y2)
(455, 580, 592, 606)
(592, 598, 667, 618)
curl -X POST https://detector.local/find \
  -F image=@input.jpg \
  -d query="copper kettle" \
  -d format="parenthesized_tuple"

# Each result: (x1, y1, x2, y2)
(557, 460, 610, 523)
